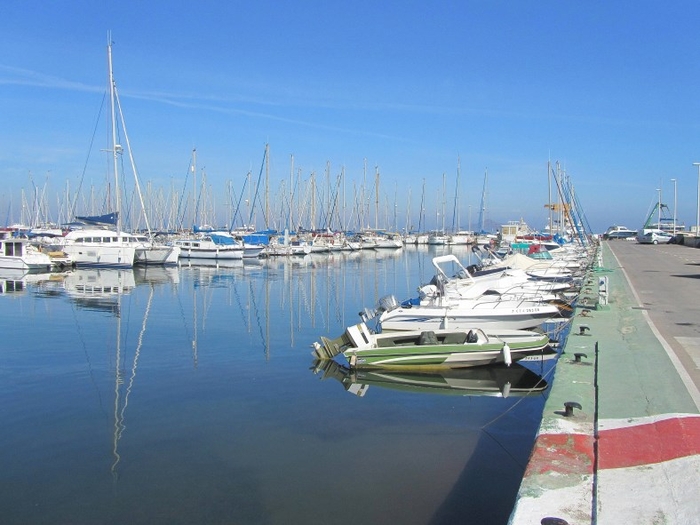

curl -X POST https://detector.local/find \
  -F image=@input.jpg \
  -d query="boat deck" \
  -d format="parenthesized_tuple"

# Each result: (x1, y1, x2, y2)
(509, 240, 700, 524)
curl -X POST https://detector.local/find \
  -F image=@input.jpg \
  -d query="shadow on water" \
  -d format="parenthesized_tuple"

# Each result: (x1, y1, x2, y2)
(428, 423, 539, 525)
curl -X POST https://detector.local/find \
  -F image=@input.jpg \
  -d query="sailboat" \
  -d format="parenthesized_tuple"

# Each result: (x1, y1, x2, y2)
(57, 37, 179, 267)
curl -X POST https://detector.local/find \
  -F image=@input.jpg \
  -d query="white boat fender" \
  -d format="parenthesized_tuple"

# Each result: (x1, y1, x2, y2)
(440, 313, 449, 330)
(502, 342, 512, 366)
(502, 381, 511, 398)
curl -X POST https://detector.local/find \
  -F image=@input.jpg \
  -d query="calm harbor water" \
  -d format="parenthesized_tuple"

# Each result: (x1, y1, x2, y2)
(1, 246, 564, 525)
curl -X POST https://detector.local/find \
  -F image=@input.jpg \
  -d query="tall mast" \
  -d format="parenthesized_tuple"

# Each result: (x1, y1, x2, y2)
(289, 154, 294, 231)
(192, 148, 197, 229)
(374, 165, 379, 230)
(441, 173, 446, 232)
(478, 168, 488, 232)
(265, 143, 270, 229)
(453, 156, 461, 231)
(362, 159, 367, 228)
(547, 160, 553, 234)
(107, 35, 122, 232)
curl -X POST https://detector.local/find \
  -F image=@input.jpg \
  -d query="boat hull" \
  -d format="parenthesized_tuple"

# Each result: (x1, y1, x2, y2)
(176, 246, 243, 260)
(315, 323, 553, 370)
(379, 303, 561, 332)
(0, 238, 54, 271)
(135, 245, 180, 265)
(61, 244, 136, 268)
(343, 334, 551, 370)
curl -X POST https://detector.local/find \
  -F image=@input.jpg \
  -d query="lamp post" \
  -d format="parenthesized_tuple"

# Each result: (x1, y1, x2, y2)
(671, 178, 677, 235)
(694, 163, 700, 236)
(656, 188, 662, 231)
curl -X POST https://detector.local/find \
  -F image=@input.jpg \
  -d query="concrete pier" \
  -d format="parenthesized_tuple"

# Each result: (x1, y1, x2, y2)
(509, 240, 700, 525)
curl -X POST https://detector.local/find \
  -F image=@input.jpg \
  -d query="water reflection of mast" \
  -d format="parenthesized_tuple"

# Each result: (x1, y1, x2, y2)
(192, 270, 198, 368)
(246, 278, 270, 360)
(111, 282, 154, 478)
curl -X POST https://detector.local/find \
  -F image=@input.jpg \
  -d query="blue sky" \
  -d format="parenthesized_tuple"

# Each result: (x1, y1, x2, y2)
(2, 1, 700, 234)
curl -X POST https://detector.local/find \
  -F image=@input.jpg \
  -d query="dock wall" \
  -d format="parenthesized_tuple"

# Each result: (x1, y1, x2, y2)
(509, 242, 700, 525)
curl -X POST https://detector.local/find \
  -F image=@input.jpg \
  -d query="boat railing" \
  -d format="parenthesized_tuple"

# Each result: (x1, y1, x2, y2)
(469, 293, 545, 310)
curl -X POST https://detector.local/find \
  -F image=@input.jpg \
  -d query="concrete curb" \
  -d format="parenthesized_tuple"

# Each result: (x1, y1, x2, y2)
(509, 242, 700, 525)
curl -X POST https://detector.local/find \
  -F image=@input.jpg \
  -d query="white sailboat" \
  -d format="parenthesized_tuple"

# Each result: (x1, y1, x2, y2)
(59, 37, 179, 267)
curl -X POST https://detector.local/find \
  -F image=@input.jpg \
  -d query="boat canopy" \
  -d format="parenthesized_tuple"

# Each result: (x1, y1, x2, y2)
(75, 212, 118, 226)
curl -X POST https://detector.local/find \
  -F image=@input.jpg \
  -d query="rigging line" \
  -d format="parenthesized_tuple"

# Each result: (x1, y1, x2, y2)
(69, 285, 107, 418)
(70, 91, 107, 220)
(248, 147, 268, 227)
(175, 154, 193, 231)
(248, 280, 267, 356)
(228, 176, 249, 232)
(175, 269, 194, 347)
(230, 278, 250, 331)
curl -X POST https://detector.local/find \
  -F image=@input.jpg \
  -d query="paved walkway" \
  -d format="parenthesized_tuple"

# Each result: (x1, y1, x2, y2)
(509, 241, 700, 525)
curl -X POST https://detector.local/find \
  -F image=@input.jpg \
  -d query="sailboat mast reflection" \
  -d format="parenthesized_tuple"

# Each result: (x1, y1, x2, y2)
(111, 282, 154, 478)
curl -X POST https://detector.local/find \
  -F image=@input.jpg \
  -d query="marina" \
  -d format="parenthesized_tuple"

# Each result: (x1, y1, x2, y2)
(4, 14, 700, 524)
(5, 214, 700, 524)
(1, 245, 567, 525)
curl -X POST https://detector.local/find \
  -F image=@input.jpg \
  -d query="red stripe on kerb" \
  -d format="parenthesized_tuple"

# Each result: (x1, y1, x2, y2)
(598, 416, 700, 469)
(524, 434, 594, 476)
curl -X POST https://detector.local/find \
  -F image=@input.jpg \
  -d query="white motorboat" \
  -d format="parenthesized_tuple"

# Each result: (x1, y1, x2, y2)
(426, 255, 572, 297)
(373, 293, 562, 332)
(473, 246, 577, 283)
(603, 225, 637, 240)
(0, 233, 54, 271)
(418, 254, 575, 315)
(174, 236, 243, 260)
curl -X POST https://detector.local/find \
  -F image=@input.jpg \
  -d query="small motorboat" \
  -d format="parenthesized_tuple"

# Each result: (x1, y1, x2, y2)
(312, 322, 553, 370)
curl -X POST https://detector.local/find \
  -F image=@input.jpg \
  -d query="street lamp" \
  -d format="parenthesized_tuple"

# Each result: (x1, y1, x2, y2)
(671, 178, 677, 235)
(694, 163, 700, 236)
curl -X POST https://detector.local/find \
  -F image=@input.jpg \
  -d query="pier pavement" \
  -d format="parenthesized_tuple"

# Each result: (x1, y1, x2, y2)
(509, 240, 700, 525)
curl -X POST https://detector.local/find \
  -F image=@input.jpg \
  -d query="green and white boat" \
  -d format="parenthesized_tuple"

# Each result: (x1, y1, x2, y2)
(312, 322, 552, 370)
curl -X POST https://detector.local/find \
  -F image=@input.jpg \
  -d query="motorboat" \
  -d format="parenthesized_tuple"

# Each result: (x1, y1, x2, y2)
(423, 254, 573, 299)
(312, 321, 552, 369)
(418, 254, 576, 317)
(376, 295, 562, 332)
(472, 246, 578, 283)
(1, 232, 61, 272)
(174, 235, 244, 260)
(603, 225, 637, 240)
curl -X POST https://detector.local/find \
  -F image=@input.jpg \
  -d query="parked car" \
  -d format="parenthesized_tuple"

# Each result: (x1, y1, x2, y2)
(637, 230, 673, 244)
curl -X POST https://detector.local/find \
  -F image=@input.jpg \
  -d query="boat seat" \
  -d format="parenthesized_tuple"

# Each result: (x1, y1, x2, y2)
(441, 333, 467, 345)
(419, 331, 439, 345)
(377, 336, 420, 347)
